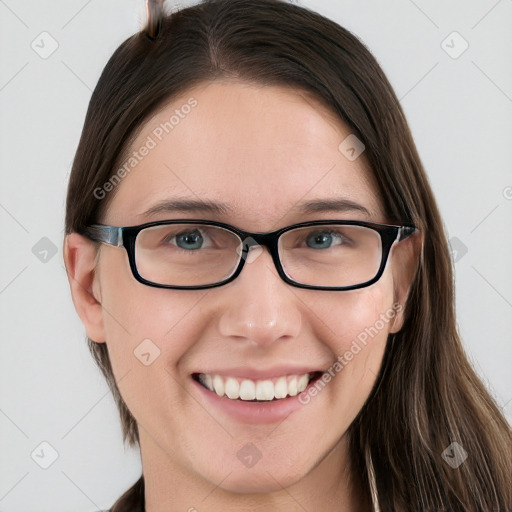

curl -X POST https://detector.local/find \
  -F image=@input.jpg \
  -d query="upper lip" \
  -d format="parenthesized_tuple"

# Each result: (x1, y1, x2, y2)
(192, 366, 325, 380)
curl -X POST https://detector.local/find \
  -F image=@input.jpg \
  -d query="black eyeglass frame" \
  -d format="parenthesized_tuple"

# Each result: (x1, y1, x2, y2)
(81, 219, 417, 291)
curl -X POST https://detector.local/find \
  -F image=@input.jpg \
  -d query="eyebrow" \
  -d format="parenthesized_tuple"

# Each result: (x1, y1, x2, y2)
(290, 198, 371, 216)
(140, 197, 371, 218)
(141, 198, 231, 218)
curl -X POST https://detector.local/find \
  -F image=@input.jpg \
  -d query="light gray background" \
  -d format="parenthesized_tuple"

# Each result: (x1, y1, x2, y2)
(0, 1, 511, 511)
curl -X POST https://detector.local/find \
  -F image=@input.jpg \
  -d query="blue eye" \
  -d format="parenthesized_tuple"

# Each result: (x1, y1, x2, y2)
(305, 230, 346, 249)
(174, 229, 204, 250)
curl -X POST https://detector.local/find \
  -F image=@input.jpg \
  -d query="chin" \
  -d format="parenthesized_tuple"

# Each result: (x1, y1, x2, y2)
(208, 463, 307, 494)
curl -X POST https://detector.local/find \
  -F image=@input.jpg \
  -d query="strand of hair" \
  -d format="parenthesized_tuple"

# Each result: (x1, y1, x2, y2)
(145, 0, 166, 40)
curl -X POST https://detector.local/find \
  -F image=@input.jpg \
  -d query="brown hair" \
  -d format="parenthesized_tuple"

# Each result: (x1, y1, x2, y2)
(64, 1, 512, 510)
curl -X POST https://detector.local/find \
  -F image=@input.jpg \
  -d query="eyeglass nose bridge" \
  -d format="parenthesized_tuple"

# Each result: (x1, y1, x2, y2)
(235, 231, 284, 274)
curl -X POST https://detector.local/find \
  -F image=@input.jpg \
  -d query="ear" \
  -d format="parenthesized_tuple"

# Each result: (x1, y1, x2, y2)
(388, 229, 422, 334)
(63, 233, 106, 343)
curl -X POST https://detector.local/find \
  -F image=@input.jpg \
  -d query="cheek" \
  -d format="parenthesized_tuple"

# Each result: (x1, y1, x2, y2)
(96, 252, 205, 411)
(312, 271, 396, 348)
(99, 248, 201, 344)
(304, 277, 397, 418)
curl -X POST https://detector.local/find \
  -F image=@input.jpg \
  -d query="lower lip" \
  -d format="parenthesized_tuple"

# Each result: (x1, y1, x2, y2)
(191, 376, 319, 424)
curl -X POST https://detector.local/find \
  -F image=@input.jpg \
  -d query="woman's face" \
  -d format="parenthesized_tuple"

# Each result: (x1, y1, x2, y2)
(66, 81, 417, 498)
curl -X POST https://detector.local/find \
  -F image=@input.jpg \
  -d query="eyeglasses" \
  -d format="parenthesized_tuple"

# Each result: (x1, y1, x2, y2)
(81, 219, 417, 291)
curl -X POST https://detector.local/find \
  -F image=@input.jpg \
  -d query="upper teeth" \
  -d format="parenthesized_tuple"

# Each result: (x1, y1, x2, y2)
(197, 373, 312, 401)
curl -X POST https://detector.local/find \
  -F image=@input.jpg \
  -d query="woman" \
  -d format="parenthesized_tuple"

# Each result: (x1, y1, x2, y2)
(63, 0, 512, 510)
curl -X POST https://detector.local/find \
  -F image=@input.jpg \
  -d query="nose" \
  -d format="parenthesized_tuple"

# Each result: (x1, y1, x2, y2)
(217, 245, 302, 347)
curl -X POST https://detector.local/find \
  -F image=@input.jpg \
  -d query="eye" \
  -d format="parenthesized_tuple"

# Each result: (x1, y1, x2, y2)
(304, 229, 350, 249)
(165, 228, 212, 250)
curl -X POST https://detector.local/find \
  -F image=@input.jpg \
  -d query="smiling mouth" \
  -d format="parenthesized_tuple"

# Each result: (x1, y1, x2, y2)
(192, 371, 323, 402)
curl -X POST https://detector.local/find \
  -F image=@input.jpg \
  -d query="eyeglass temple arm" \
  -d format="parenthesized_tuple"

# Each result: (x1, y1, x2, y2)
(83, 225, 124, 247)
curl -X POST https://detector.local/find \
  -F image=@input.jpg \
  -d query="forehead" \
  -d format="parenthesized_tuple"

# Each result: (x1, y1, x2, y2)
(104, 80, 383, 228)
